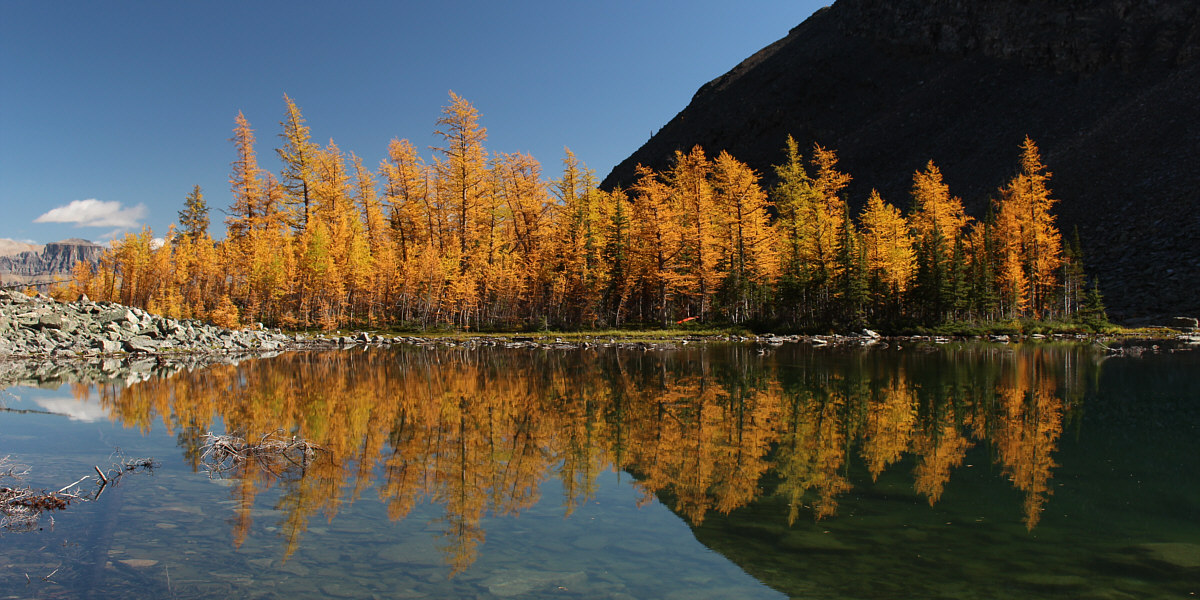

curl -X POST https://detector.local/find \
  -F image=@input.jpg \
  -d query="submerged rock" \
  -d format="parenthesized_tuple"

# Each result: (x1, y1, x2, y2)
(483, 568, 587, 597)
(117, 558, 160, 568)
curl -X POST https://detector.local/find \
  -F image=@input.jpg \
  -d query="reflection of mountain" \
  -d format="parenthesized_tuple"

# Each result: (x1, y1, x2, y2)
(72, 343, 1095, 572)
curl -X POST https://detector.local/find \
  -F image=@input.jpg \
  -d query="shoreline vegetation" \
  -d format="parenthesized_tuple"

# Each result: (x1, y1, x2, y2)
(39, 93, 1154, 336)
(1, 288, 1195, 369)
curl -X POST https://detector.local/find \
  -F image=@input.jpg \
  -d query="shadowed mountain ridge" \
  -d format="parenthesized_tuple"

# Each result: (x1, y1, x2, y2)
(602, 0, 1200, 322)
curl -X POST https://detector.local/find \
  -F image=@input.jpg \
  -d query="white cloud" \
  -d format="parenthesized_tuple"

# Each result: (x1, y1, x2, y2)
(33, 397, 110, 422)
(34, 199, 147, 229)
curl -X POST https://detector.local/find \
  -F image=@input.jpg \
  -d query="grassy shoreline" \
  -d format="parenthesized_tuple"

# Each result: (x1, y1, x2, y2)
(303, 321, 1192, 343)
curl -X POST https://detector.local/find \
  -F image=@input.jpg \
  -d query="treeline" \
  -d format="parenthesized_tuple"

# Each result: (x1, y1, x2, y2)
(58, 93, 1105, 331)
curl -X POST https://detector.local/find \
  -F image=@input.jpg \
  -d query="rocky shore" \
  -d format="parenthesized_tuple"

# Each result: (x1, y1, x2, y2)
(0, 289, 907, 361)
(3, 289, 1196, 371)
(0, 289, 297, 358)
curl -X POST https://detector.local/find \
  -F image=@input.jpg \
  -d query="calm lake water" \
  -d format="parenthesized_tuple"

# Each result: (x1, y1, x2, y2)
(0, 342, 1197, 599)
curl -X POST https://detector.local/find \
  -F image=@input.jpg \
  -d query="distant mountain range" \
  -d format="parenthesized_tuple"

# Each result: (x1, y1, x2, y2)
(0, 239, 42, 258)
(0, 238, 105, 288)
(603, 0, 1200, 322)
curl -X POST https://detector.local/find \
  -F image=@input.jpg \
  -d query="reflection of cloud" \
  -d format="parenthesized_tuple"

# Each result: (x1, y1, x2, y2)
(34, 199, 147, 229)
(34, 397, 110, 422)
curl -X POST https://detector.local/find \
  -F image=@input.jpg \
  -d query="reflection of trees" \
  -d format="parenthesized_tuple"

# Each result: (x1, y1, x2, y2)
(860, 373, 916, 480)
(775, 372, 853, 523)
(73, 343, 1095, 572)
(992, 348, 1066, 529)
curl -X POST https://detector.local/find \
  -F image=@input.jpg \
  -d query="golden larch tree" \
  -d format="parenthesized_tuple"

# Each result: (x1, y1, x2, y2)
(277, 94, 319, 232)
(667, 146, 723, 321)
(711, 150, 778, 322)
(859, 189, 916, 300)
(380, 138, 436, 260)
(432, 91, 489, 274)
(994, 137, 1064, 318)
(909, 160, 970, 249)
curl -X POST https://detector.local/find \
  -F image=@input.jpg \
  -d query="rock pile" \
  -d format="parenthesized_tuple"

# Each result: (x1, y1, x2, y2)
(0, 290, 294, 358)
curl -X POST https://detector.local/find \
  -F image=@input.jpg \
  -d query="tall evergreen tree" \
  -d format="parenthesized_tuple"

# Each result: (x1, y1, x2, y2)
(859, 189, 915, 321)
(1076, 278, 1108, 331)
(949, 235, 969, 320)
(178, 184, 209, 241)
(712, 150, 778, 323)
(912, 226, 950, 325)
(1061, 226, 1086, 318)
(835, 218, 868, 329)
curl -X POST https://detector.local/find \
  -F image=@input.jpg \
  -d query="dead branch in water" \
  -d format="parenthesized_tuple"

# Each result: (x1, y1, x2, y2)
(200, 430, 324, 480)
(0, 454, 157, 532)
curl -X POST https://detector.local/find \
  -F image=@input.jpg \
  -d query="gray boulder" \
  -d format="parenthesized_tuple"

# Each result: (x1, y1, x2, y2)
(123, 336, 161, 353)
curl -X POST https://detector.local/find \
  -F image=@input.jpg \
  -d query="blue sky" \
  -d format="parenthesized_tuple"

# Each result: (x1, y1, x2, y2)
(1, 1, 825, 245)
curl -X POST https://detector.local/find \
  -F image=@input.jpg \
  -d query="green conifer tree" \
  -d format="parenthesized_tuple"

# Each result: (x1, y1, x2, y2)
(949, 235, 969, 321)
(178, 184, 209, 241)
(1062, 226, 1087, 318)
(912, 226, 949, 326)
(836, 219, 869, 329)
(1076, 278, 1109, 331)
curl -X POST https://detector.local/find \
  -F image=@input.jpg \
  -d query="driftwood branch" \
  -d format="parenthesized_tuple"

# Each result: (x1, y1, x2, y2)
(200, 429, 324, 480)
(0, 454, 157, 533)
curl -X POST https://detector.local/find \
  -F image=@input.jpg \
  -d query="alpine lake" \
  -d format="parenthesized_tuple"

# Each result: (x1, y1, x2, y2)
(0, 338, 1197, 599)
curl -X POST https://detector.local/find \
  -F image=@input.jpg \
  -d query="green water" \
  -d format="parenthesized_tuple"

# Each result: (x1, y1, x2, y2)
(0, 342, 1196, 599)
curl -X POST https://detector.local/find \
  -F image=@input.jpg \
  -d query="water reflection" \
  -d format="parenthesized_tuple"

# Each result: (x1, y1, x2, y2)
(72, 343, 1096, 573)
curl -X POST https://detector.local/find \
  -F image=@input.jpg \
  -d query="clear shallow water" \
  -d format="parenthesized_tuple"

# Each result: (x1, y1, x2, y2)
(0, 342, 1196, 599)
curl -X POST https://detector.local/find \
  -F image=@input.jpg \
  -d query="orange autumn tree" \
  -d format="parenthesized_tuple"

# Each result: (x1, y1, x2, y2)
(628, 164, 684, 325)
(994, 137, 1064, 318)
(909, 160, 970, 246)
(907, 161, 972, 323)
(432, 92, 491, 327)
(225, 112, 265, 321)
(549, 149, 608, 326)
(67, 93, 1095, 333)
(711, 150, 779, 322)
(859, 190, 916, 316)
(278, 94, 319, 232)
(770, 137, 851, 326)
(666, 146, 723, 322)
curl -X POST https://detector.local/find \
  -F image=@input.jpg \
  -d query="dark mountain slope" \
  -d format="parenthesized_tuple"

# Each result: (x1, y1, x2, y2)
(603, 0, 1200, 322)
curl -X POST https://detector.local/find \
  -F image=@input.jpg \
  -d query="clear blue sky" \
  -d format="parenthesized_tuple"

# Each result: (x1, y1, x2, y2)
(1, 1, 826, 244)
